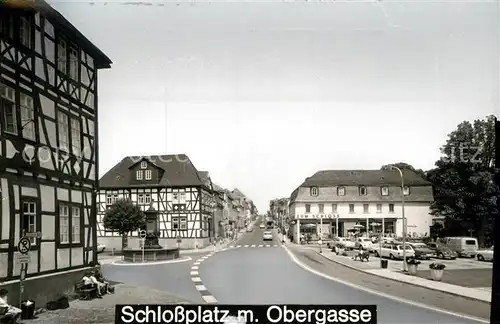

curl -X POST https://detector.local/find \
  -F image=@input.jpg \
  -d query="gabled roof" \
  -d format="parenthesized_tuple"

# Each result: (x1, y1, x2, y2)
(301, 170, 431, 187)
(100, 154, 204, 188)
(232, 188, 246, 198)
(6, 0, 112, 69)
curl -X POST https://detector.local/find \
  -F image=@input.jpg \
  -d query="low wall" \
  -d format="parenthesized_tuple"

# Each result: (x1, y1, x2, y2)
(98, 237, 210, 252)
(123, 248, 180, 262)
(0, 267, 89, 307)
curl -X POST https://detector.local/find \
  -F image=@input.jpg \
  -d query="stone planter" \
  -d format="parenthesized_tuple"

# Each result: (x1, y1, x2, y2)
(407, 264, 418, 275)
(430, 269, 444, 281)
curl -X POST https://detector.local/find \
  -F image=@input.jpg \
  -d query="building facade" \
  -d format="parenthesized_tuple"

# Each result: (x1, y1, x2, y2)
(0, 1, 111, 305)
(97, 155, 214, 250)
(288, 170, 434, 243)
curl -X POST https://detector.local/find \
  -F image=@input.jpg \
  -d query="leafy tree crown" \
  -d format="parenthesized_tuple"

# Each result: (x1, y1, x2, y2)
(102, 199, 146, 235)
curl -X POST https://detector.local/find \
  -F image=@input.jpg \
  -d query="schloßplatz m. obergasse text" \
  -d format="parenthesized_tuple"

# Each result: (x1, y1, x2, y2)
(116, 304, 377, 324)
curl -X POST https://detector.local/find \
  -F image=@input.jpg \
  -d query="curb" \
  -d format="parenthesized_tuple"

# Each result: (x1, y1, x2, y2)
(190, 251, 218, 304)
(309, 249, 491, 304)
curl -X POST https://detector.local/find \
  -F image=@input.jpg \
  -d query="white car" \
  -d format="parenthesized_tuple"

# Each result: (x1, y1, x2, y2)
(262, 231, 273, 241)
(332, 237, 355, 249)
(476, 246, 494, 261)
(259, 224, 265, 229)
(377, 243, 415, 260)
(355, 237, 374, 251)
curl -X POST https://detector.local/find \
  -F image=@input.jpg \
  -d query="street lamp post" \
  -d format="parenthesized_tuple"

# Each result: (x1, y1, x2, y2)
(390, 165, 407, 272)
(319, 214, 323, 253)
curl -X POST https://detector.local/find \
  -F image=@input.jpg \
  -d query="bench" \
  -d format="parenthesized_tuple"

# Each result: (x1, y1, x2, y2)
(75, 282, 98, 300)
(0, 313, 19, 324)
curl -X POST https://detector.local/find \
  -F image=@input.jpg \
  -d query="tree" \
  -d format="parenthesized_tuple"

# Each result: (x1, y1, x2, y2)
(380, 162, 427, 179)
(427, 115, 497, 246)
(102, 199, 146, 251)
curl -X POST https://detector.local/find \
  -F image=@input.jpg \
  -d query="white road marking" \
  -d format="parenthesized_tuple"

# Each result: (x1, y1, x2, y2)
(244, 245, 249, 247)
(251, 245, 256, 247)
(190, 271, 199, 276)
(196, 259, 204, 262)
(282, 246, 489, 324)
(195, 285, 207, 291)
(202, 295, 218, 304)
(236, 245, 241, 248)
(229, 245, 234, 248)
(258, 245, 263, 247)
(193, 262, 200, 266)
(265, 245, 270, 247)
(191, 277, 202, 283)
(191, 266, 199, 270)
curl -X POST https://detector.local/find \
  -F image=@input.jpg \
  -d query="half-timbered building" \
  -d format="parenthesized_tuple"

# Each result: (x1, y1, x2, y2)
(0, 1, 111, 304)
(97, 155, 217, 250)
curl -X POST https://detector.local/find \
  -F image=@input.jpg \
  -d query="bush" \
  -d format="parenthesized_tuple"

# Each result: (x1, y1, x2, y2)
(406, 258, 421, 265)
(429, 262, 446, 270)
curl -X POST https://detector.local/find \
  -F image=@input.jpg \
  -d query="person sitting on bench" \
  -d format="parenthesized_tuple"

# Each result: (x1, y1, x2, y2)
(0, 288, 22, 323)
(81, 271, 101, 298)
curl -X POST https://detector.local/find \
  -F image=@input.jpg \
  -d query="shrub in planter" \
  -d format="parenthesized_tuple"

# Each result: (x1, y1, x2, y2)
(429, 262, 446, 281)
(405, 258, 421, 275)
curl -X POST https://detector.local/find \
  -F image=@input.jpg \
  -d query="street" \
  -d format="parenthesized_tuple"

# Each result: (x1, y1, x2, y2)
(100, 221, 489, 324)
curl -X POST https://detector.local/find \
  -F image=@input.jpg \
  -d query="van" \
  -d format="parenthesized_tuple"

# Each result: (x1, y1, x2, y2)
(443, 237, 478, 257)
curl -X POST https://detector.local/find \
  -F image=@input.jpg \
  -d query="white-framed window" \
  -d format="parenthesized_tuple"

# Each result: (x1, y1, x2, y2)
(20, 93, 35, 140)
(57, 111, 69, 151)
(318, 204, 324, 213)
(337, 186, 345, 196)
(145, 194, 151, 204)
(140, 161, 147, 169)
(1, 84, 17, 134)
(389, 203, 395, 213)
(172, 217, 179, 230)
(376, 203, 382, 213)
(19, 16, 31, 48)
(359, 186, 367, 196)
(180, 217, 187, 229)
(332, 204, 337, 213)
(179, 192, 186, 204)
(310, 187, 319, 196)
(403, 186, 410, 196)
(113, 194, 118, 204)
(145, 169, 152, 180)
(22, 201, 37, 244)
(72, 206, 81, 243)
(59, 204, 69, 244)
(57, 39, 67, 73)
(69, 46, 78, 80)
(106, 195, 112, 205)
(381, 186, 389, 196)
(305, 204, 311, 213)
(172, 193, 179, 204)
(363, 204, 369, 213)
(138, 194, 144, 204)
(70, 118, 81, 156)
(136, 170, 143, 180)
(349, 204, 355, 213)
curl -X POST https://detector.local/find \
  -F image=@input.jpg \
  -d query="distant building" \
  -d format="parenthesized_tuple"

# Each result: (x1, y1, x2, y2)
(0, 1, 111, 305)
(97, 155, 215, 249)
(288, 170, 433, 243)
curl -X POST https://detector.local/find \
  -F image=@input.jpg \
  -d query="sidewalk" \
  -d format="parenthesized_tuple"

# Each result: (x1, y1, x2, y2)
(289, 244, 491, 303)
(19, 284, 190, 324)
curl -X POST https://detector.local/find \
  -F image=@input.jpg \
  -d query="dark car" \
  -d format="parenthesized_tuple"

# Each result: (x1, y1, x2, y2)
(408, 242, 434, 260)
(426, 242, 457, 260)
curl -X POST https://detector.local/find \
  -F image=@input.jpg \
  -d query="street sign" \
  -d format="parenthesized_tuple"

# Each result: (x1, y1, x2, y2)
(17, 238, 31, 254)
(16, 254, 31, 264)
(139, 230, 146, 239)
(25, 232, 41, 238)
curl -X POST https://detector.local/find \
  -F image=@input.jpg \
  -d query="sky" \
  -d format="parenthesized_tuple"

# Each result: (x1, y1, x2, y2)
(48, 0, 498, 213)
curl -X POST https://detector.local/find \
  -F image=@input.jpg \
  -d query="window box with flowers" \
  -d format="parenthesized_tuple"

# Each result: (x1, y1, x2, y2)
(429, 262, 446, 281)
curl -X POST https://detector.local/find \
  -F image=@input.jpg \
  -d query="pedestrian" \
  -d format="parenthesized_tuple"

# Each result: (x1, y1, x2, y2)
(0, 288, 22, 323)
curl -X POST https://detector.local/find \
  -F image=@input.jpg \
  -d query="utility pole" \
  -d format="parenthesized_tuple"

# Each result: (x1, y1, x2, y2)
(490, 123, 500, 324)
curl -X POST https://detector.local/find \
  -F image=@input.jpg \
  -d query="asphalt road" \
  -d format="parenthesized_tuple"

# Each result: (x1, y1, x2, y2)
(199, 224, 489, 324)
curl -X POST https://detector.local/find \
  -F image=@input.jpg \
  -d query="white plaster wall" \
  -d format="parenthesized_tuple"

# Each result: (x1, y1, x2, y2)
(40, 242, 55, 272)
(1, 179, 10, 240)
(57, 188, 69, 201)
(71, 247, 83, 266)
(40, 185, 55, 212)
(57, 249, 70, 269)
(41, 214, 55, 240)
(0, 253, 8, 278)
(21, 186, 37, 197)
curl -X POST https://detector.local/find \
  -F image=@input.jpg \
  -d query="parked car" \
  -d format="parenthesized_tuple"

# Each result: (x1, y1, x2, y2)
(332, 237, 356, 249)
(355, 237, 374, 251)
(426, 242, 457, 259)
(97, 243, 106, 253)
(476, 246, 494, 261)
(408, 242, 434, 260)
(375, 243, 415, 260)
(442, 237, 478, 258)
(262, 231, 273, 241)
(259, 224, 265, 229)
